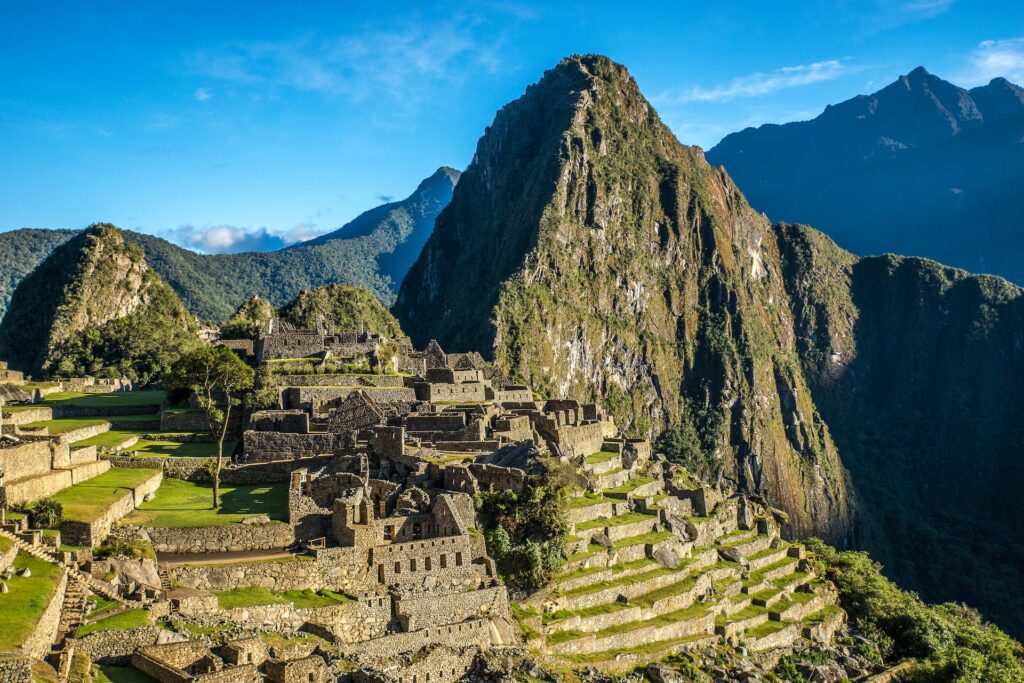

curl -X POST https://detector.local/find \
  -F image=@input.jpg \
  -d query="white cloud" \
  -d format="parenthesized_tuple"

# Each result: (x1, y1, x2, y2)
(958, 37, 1024, 85)
(188, 19, 505, 103)
(193, 87, 212, 102)
(900, 0, 955, 18)
(163, 223, 327, 254)
(657, 60, 848, 105)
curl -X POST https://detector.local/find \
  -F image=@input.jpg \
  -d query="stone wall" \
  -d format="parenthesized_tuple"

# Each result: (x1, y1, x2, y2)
(242, 431, 346, 461)
(60, 470, 162, 546)
(249, 410, 309, 433)
(160, 410, 210, 432)
(2, 407, 52, 425)
(352, 645, 479, 683)
(146, 521, 294, 554)
(0, 656, 31, 683)
(413, 382, 487, 403)
(369, 535, 487, 595)
(394, 586, 509, 631)
(284, 386, 416, 412)
(271, 374, 405, 388)
(0, 439, 53, 481)
(20, 567, 66, 660)
(339, 618, 495, 657)
(168, 548, 370, 594)
(553, 422, 606, 458)
(77, 626, 166, 664)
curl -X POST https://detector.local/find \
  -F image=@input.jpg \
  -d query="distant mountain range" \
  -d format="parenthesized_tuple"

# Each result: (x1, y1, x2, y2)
(707, 67, 1024, 283)
(0, 167, 458, 322)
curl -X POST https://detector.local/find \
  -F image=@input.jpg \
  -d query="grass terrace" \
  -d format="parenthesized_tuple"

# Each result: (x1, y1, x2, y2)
(21, 417, 108, 434)
(0, 553, 64, 650)
(76, 608, 151, 636)
(122, 479, 287, 527)
(575, 511, 655, 532)
(74, 429, 146, 450)
(584, 451, 619, 465)
(215, 587, 353, 610)
(605, 476, 654, 496)
(48, 468, 161, 524)
(567, 492, 614, 509)
(93, 665, 157, 683)
(42, 391, 166, 408)
(126, 439, 233, 458)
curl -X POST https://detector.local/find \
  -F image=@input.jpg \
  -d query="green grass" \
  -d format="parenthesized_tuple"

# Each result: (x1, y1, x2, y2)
(126, 439, 232, 458)
(0, 403, 49, 413)
(86, 595, 122, 619)
(20, 417, 108, 434)
(612, 530, 673, 548)
(0, 536, 12, 553)
(215, 586, 352, 609)
(76, 608, 150, 636)
(551, 602, 711, 643)
(122, 478, 287, 527)
(0, 553, 64, 650)
(556, 632, 712, 664)
(44, 391, 166, 408)
(744, 619, 793, 638)
(48, 468, 160, 524)
(584, 451, 619, 464)
(605, 477, 654, 495)
(802, 604, 843, 626)
(567, 492, 613, 509)
(92, 665, 156, 683)
(575, 512, 655, 532)
(73, 429, 146, 450)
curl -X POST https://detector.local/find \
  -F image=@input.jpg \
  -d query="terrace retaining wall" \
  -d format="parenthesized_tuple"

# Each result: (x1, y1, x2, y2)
(21, 567, 67, 660)
(146, 522, 294, 554)
(59, 470, 163, 546)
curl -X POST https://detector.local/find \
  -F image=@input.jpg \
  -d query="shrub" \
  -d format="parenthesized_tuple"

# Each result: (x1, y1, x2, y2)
(30, 498, 63, 529)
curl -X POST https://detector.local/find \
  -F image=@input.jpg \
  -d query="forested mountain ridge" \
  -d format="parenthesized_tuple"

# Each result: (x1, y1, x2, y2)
(0, 224, 198, 382)
(0, 166, 458, 322)
(708, 67, 1024, 283)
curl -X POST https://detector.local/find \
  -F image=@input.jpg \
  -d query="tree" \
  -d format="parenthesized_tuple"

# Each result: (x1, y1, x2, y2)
(164, 347, 254, 508)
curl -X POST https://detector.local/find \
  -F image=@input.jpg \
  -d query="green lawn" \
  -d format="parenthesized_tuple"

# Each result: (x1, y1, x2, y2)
(215, 586, 352, 609)
(93, 665, 156, 683)
(126, 439, 231, 458)
(0, 553, 64, 650)
(575, 512, 656, 532)
(568, 492, 613, 509)
(21, 417, 108, 435)
(43, 391, 166, 408)
(74, 429, 147, 450)
(76, 608, 150, 636)
(121, 479, 288, 527)
(605, 477, 654, 495)
(48, 468, 161, 524)
(584, 451, 619, 465)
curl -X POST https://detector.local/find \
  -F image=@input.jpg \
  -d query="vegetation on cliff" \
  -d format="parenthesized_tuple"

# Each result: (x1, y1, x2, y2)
(807, 538, 1024, 682)
(396, 54, 850, 540)
(778, 222, 1024, 639)
(0, 224, 198, 382)
(0, 228, 75, 317)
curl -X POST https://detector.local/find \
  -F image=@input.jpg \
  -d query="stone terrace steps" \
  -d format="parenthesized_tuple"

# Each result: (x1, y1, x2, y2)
(0, 526, 62, 564)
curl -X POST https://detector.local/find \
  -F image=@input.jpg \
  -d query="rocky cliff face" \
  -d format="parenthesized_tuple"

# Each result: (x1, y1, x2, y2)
(0, 223, 197, 380)
(777, 222, 1024, 637)
(396, 55, 851, 539)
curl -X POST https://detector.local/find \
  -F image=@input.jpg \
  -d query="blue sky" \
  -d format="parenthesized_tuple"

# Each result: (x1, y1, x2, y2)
(2, 1, 1022, 252)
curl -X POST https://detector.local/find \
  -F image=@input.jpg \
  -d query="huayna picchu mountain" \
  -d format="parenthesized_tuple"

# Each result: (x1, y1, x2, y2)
(0, 166, 458, 322)
(707, 67, 1024, 284)
(396, 54, 1024, 638)
(0, 224, 198, 382)
(396, 54, 853, 542)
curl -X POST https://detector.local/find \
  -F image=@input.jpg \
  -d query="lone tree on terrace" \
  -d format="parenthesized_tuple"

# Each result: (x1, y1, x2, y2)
(165, 346, 254, 509)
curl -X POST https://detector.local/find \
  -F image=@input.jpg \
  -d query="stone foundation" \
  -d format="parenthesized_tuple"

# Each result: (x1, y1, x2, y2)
(146, 522, 294, 554)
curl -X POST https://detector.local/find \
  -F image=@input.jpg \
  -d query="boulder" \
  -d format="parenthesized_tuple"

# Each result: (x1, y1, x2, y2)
(653, 544, 681, 569)
(108, 557, 161, 589)
(645, 663, 687, 683)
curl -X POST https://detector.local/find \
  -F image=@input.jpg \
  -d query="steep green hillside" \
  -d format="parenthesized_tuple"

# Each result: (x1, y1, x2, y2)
(778, 222, 1024, 638)
(0, 224, 198, 382)
(0, 167, 458, 323)
(0, 228, 75, 316)
(396, 55, 851, 540)
(280, 284, 403, 338)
